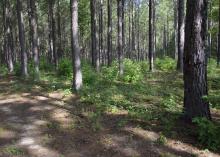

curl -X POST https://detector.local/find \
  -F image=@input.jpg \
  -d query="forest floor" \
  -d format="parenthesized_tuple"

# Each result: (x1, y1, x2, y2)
(0, 64, 220, 157)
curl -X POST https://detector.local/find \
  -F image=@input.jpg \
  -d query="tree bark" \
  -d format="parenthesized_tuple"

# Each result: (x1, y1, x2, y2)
(131, 1, 135, 51)
(71, 0, 82, 91)
(57, 0, 63, 59)
(99, 0, 103, 65)
(217, 0, 220, 66)
(107, 0, 112, 66)
(29, 0, 39, 79)
(184, 0, 211, 121)
(174, 0, 178, 60)
(117, 0, 124, 75)
(90, 0, 99, 71)
(177, 0, 184, 72)
(48, 0, 57, 68)
(17, 0, 28, 77)
(149, 0, 154, 71)
(3, 0, 14, 72)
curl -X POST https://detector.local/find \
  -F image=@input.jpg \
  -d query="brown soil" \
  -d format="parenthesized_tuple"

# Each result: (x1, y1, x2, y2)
(0, 76, 219, 157)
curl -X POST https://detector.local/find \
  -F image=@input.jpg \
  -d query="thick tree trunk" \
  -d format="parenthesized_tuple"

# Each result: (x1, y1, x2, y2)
(122, 0, 125, 61)
(90, 0, 99, 71)
(177, 0, 184, 72)
(117, 0, 124, 75)
(174, 0, 178, 60)
(131, 1, 135, 51)
(137, 0, 140, 61)
(48, 0, 54, 63)
(71, 0, 82, 91)
(149, 0, 154, 71)
(107, 0, 112, 66)
(217, 0, 220, 66)
(48, 0, 57, 68)
(184, 0, 211, 121)
(3, 0, 14, 72)
(128, 0, 131, 58)
(153, 1, 156, 59)
(163, 24, 166, 56)
(17, 0, 28, 77)
(57, 0, 63, 59)
(29, 0, 39, 79)
(99, 0, 103, 65)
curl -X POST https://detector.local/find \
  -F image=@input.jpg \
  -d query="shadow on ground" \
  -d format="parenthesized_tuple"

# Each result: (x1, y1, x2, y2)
(0, 75, 219, 157)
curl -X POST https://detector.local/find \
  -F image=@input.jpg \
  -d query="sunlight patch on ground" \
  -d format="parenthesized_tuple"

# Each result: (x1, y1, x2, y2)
(167, 140, 220, 157)
(124, 126, 159, 142)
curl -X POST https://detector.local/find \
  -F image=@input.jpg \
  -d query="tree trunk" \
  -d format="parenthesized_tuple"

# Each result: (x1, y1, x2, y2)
(57, 0, 63, 59)
(131, 1, 135, 51)
(217, 0, 220, 66)
(174, 0, 178, 60)
(117, 0, 124, 75)
(153, 1, 156, 60)
(107, 0, 112, 66)
(128, 0, 131, 58)
(17, 0, 28, 77)
(3, 0, 14, 72)
(71, 0, 82, 91)
(184, 0, 211, 121)
(90, 0, 99, 71)
(29, 0, 39, 79)
(149, 0, 154, 71)
(177, 0, 184, 72)
(137, 0, 140, 61)
(48, 0, 54, 63)
(99, 0, 103, 65)
(48, 0, 57, 68)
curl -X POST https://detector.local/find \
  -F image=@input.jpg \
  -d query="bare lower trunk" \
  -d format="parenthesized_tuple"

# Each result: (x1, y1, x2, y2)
(107, 0, 112, 66)
(71, 0, 82, 91)
(117, 0, 124, 76)
(149, 0, 154, 71)
(177, 0, 184, 72)
(184, 0, 211, 121)
(29, 0, 39, 79)
(3, 0, 14, 72)
(17, 0, 28, 77)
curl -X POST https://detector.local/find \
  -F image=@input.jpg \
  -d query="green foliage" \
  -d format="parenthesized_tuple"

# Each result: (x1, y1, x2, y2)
(102, 59, 147, 83)
(0, 65, 8, 75)
(193, 117, 220, 151)
(40, 57, 53, 71)
(155, 57, 176, 71)
(101, 61, 118, 81)
(57, 58, 72, 77)
(88, 112, 102, 131)
(161, 95, 177, 112)
(122, 59, 146, 83)
(14, 62, 22, 76)
(3, 146, 24, 156)
(156, 133, 167, 145)
(82, 61, 98, 86)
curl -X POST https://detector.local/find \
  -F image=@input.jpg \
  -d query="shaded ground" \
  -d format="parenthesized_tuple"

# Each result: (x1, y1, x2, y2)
(0, 75, 220, 157)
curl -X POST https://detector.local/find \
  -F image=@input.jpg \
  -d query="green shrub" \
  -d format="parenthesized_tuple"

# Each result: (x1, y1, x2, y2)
(193, 117, 220, 151)
(122, 59, 144, 83)
(40, 57, 53, 71)
(155, 57, 176, 71)
(0, 65, 8, 75)
(14, 63, 22, 76)
(101, 59, 146, 83)
(82, 61, 98, 85)
(156, 133, 167, 145)
(57, 58, 72, 77)
(161, 95, 177, 111)
(101, 61, 118, 81)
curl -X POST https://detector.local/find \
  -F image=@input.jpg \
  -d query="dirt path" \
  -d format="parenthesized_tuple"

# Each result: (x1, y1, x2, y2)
(0, 77, 219, 157)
